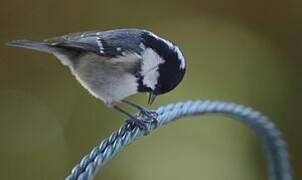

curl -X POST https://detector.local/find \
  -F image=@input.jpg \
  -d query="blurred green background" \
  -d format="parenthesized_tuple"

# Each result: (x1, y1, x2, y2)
(0, 0, 301, 179)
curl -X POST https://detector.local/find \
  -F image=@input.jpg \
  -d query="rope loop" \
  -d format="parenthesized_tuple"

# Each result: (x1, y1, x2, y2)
(65, 100, 292, 180)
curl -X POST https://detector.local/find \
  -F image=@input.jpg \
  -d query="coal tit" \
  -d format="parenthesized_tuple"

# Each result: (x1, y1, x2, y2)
(7, 29, 186, 129)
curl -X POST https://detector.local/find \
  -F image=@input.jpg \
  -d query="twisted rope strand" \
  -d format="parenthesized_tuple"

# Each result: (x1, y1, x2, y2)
(65, 100, 292, 180)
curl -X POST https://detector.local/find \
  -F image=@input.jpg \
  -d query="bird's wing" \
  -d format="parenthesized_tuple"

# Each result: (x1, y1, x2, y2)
(44, 29, 145, 58)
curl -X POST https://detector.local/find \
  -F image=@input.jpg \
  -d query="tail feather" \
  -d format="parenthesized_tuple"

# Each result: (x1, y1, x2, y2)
(6, 40, 54, 53)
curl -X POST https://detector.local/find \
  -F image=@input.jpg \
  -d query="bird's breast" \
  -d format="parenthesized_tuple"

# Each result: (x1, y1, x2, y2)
(69, 53, 139, 106)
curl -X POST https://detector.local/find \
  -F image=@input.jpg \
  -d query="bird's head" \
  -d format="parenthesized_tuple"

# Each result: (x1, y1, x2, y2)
(138, 31, 186, 104)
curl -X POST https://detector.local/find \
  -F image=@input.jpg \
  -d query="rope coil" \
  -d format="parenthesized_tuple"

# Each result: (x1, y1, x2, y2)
(65, 100, 292, 180)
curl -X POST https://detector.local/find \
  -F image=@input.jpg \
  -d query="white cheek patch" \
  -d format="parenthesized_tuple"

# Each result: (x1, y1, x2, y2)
(175, 46, 185, 69)
(140, 48, 165, 90)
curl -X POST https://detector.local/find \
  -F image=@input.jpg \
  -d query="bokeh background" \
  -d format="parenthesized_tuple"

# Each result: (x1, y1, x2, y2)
(0, 0, 301, 179)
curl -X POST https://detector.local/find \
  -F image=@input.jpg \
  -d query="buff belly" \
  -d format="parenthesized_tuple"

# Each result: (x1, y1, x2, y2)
(57, 53, 139, 107)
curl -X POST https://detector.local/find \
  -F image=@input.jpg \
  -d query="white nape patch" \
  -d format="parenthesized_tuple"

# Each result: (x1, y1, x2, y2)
(140, 46, 165, 90)
(149, 32, 185, 69)
(149, 32, 174, 49)
(175, 46, 185, 69)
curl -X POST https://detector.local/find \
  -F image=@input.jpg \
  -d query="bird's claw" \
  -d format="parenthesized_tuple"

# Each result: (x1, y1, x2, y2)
(125, 110, 158, 135)
(138, 110, 158, 125)
(125, 118, 149, 132)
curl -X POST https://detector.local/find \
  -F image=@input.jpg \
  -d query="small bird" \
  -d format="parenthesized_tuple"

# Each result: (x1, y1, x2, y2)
(7, 29, 186, 130)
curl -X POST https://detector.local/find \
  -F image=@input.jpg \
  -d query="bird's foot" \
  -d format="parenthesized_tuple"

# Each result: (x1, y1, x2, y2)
(138, 109, 158, 125)
(125, 110, 158, 135)
(118, 100, 158, 134)
(125, 118, 149, 132)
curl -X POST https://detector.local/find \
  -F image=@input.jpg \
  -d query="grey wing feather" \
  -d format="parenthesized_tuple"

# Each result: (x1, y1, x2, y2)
(6, 40, 56, 53)
(44, 31, 101, 54)
(44, 29, 145, 57)
(50, 41, 100, 53)
(7, 29, 146, 61)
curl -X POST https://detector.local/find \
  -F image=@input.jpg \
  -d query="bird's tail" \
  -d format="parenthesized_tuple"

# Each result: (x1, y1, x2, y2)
(6, 40, 54, 53)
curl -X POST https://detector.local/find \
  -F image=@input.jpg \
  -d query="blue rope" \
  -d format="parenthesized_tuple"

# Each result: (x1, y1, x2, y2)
(65, 100, 292, 180)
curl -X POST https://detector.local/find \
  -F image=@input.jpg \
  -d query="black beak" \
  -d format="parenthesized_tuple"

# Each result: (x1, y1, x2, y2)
(148, 92, 157, 105)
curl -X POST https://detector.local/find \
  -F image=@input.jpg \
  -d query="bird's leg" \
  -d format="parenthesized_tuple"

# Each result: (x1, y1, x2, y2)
(121, 100, 158, 124)
(113, 105, 148, 131)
